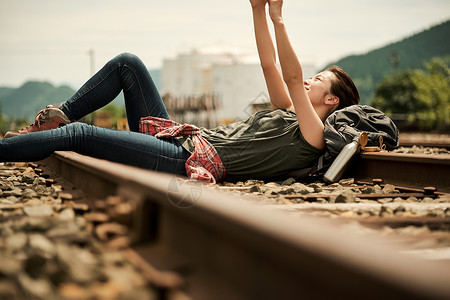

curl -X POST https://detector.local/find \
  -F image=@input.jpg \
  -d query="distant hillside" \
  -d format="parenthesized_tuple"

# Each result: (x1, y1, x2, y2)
(0, 68, 161, 121)
(0, 81, 75, 121)
(327, 20, 450, 104)
(0, 87, 14, 99)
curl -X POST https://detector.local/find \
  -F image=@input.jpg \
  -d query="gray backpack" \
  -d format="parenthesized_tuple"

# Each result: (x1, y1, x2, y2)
(288, 105, 399, 180)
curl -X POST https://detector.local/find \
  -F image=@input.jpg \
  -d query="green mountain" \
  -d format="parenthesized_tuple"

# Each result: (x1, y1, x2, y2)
(0, 81, 76, 121)
(326, 19, 450, 104)
(0, 87, 14, 99)
(0, 68, 161, 122)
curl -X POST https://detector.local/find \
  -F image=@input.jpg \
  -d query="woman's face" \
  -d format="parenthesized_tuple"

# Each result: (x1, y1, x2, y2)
(304, 71, 334, 107)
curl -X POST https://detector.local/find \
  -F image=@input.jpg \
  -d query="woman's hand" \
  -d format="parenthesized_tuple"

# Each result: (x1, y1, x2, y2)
(249, 0, 267, 9)
(268, 0, 283, 23)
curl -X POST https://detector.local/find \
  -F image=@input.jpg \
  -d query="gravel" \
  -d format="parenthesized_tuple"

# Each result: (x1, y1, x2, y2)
(0, 162, 157, 299)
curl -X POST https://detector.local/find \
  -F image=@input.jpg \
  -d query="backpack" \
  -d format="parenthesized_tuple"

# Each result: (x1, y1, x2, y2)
(324, 105, 399, 157)
(287, 105, 399, 180)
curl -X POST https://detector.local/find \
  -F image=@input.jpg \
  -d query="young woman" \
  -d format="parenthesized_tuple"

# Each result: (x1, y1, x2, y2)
(1, 0, 359, 183)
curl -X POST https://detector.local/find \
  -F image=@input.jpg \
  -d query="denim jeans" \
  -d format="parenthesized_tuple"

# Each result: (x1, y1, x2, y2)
(0, 53, 189, 175)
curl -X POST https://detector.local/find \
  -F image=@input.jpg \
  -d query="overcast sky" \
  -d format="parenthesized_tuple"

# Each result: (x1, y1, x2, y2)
(0, 0, 449, 88)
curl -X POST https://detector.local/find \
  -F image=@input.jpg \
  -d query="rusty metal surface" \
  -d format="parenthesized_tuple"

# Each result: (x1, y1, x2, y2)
(39, 151, 450, 300)
(348, 152, 450, 193)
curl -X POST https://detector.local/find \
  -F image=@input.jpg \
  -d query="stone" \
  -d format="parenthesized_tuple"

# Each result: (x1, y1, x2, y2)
(373, 185, 383, 194)
(281, 177, 296, 186)
(406, 196, 419, 202)
(334, 189, 356, 203)
(13, 217, 56, 232)
(21, 173, 36, 184)
(308, 183, 323, 193)
(60, 193, 73, 201)
(33, 177, 47, 186)
(382, 184, 396, 194)
(21, 188, 38, 199)
(84, 212, 110, 223)
(248, 185, 261, 193)
(23, 205, 54, 217)
(291, 183, 314, 194)
(393, 205, 406, 215)
(29, 234, 55, 258)
(278, 187, 294, 195)
(58, 208, 75, 220)
(5, 232, 28, 251)
(17, 273, 53, 299)
(58, 283, 93, 300)
(379, 206, 394, 217)
(95, 223, 128, 241)
(55, 242, 99, 284)
(339, 178, 354, 185)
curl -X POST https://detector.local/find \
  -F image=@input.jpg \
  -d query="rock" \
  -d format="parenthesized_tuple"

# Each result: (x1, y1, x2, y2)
(339, 178, 354, 185)
(58, 283, 94, 300)
(4, 196, 19, 204)
(334, 189, 356, 203)
(55, 242, 99, 284)
(23, 205, 54, 217)
(379, 205, 394, 217)
(13, 217, 56, 233)
(406, 196, 419, 202)
(5, 188, 23, 197)
(5, 232, 28, 251)
(17, 273, 53, 299)
(281, 177, 296, 186)
(373, 185, 383, 194)
(95, 223, 128, 242)
(84, 212, 110, 223)
(107, 236, 132, 249)
(58, 208, 75, 220)
(291, 183, 314, 194)
(29, 234, 55, 259)
(248, 185, 261, 193)
(308, 183, 323, 193)
(33, 177, 47, 186)
(382, 184, 396, 194)
(34, 185, 47, 194)
(21, 173, 36, 184)
(244, 179, 264, 186)
(21, 189, 38, 199)
(393, 205, 406, 215)
(60, 193, 73, 201)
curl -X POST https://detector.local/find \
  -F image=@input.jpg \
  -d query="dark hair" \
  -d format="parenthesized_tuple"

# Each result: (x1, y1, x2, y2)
(327, 66, 360, 110)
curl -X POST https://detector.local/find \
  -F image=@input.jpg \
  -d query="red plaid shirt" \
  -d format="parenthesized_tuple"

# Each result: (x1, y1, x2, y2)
(139, 116, 226, 183)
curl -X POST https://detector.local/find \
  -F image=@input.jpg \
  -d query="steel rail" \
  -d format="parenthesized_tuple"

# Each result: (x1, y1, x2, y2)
(348, 152, 450, 193)
(41, 151, 450, 300)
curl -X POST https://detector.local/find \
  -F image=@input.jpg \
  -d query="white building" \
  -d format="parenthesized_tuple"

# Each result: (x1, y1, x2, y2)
(161, 46, 317, 122)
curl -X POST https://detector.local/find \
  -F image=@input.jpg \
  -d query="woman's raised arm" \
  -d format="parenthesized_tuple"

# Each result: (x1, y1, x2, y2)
(249, 0, 293, 110)
(268, 0, 326, 149)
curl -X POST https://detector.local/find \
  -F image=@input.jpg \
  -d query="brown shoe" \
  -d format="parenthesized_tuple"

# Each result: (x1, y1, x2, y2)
(4, 105, 71, 138)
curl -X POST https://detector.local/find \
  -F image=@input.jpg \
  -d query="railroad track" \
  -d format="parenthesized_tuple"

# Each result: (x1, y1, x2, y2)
(348, 151, 450, 193)
(399, 133, 450, 150)
(0, 148, 450, 299)
(29, 150, 450, 300)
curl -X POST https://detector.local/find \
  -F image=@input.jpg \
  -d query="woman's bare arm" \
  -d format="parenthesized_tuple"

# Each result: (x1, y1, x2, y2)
(250, 0, 293, 110)
(268, 0, 325, 149)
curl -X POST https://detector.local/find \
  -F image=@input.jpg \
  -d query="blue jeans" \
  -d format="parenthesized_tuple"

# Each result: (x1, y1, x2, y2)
(0, 53, 189, 175)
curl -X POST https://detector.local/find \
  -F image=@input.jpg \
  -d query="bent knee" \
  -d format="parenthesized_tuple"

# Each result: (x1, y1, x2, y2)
(116, 52, 142, 66)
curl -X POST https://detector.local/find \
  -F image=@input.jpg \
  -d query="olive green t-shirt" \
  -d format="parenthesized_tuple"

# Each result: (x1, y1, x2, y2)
(179, 109, 324, 181)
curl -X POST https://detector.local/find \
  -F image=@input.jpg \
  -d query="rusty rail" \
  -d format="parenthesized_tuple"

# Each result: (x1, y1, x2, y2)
(347, 152, 450, 193)
(41, 151, 450, 300)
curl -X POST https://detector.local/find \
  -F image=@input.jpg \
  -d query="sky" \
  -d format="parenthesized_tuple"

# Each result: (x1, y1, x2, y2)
(0, 0, 449, 89)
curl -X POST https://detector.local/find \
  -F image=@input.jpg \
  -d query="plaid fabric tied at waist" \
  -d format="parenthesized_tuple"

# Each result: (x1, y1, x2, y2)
(139, 116, 226, 183)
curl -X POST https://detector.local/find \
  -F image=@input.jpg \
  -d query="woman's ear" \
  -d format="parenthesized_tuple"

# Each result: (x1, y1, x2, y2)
(326, 95, 339, 105)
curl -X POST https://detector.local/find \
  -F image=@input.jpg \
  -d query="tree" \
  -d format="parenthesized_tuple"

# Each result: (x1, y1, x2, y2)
(372, 58, 450, 130)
